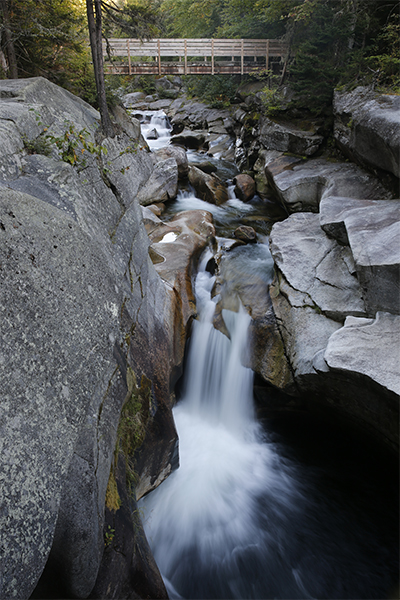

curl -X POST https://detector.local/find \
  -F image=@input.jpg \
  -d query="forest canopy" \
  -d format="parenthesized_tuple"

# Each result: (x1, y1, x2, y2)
(0, 0, 398, 115)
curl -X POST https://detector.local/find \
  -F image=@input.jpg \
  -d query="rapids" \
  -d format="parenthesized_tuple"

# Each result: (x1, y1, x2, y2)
(137, 109, 399, 600)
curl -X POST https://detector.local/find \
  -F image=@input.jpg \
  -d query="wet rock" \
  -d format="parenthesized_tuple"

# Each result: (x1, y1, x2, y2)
(170, 128, 207, 150)
(234, 225, 258, 244)
(148, 210, 216, 357)
(333, 86, 400, 178)
(195, 160, 218, 174)
(188, 165, 228, 205)
(146, 127, 159, 140)
(207, 133, 235, 160)
(233, 173, 256, 201)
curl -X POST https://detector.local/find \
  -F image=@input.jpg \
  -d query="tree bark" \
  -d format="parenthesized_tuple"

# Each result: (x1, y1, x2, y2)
(86, 0, 115, 137)
(0, 0, 18, 78)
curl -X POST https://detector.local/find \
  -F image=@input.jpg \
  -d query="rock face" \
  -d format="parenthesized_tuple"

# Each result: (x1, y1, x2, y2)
(269, 197, 399, 447)
(0, 77, 198, 599)
(258, 117, 324, 157)
(333, 86, 400, 179)
(320, 196, 400, 315)
(266, 157, 390, 213)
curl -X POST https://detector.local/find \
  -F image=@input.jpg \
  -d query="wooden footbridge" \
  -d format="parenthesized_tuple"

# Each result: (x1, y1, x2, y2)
(103, 38, 288, 76)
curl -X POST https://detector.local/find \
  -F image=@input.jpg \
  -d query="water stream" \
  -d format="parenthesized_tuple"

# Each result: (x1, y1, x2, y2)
(138, 110, 399, 600)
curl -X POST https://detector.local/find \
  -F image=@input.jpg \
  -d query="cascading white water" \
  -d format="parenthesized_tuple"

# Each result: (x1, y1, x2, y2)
(140, 250, 306, 600)
(140, 110, 172, 150)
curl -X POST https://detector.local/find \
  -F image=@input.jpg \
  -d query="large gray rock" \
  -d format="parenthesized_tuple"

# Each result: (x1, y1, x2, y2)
(0, 77, 187, 599)
(269, 206, 399, 448)
(154, 144, 189, 179)
(325, 312, 400, 397)
(259, 116, 324, 157)
(170, 128, 207, 150)
(269, 213, 366, 321)
(136, 157, 179, 205)
(334, 87, 400, 178)
(323, 312, 400, 445)
(0, 188, 123, 599)
(320, 196, 400, 315)
(269, 158, 390, 213)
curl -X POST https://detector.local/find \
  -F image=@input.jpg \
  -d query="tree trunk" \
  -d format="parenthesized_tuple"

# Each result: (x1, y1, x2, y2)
(0, 0, 18, 78)
(86, 0, 115, 137)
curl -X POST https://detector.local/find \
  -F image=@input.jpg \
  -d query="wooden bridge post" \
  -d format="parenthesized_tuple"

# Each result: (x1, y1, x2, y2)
(241, 39, 244, 75)
(266, 39, 270, 73)
(211, 39, 214, 75)
(127, 39, 131, 75)
(157, 39, 161, 75)
(184, 39, 187, 75)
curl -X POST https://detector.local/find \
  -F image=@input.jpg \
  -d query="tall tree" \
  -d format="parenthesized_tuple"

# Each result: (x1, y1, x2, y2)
(0, 0, 18, 77)
(0, 0, 89, 86)
(86, 0, 115, 137)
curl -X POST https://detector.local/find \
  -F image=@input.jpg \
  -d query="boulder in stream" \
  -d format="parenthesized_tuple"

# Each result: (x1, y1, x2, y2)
(233, 173, 256, 201)
(154, 145, 189, 179)
(188, 165, 228, 205)
(234, 225, 257, 244)
(136, 157, 179, 205)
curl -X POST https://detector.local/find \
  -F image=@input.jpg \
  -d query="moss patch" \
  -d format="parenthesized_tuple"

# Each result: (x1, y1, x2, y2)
(117, 368, 152, 493)
(105, 470, 121, 512)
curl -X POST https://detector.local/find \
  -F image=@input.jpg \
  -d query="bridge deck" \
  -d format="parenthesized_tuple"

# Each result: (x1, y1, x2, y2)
(103, 38, 288, 75)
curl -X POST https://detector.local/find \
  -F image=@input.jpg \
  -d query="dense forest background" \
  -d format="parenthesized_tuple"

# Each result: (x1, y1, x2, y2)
(0, 0, 398, 117)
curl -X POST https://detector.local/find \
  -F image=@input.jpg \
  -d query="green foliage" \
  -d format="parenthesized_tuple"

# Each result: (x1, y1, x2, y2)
(184, 74, 240, 107)
(259, 84, 286, 117)
(159, 0, 293, 39)
(22, 133, 52, 157)
(288, 1, 352, 115)
(0, 0, 88, 85)
(134, 74, 157, 95)
(102, 0, 163, 39)
(161, 0, 221, 37)
(24, 109, 107, 169)
(104, 524, 116, 546)
(364, 12, 400, 90)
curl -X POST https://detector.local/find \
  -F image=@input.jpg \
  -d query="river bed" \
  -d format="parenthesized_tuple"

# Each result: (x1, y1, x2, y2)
(138, 110, 399, 600)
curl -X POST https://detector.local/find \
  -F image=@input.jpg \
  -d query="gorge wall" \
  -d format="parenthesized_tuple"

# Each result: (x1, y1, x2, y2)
(0, 76, 398, 599)
(0, 77, 209, 599)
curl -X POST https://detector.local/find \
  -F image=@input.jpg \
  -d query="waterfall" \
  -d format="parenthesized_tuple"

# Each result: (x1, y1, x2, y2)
(140, 250, 304, 600)
(139, 110, 172, 150)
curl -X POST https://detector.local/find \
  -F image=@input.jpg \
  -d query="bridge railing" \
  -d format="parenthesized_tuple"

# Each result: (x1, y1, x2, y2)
(103, 38, 289, 76)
